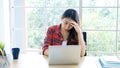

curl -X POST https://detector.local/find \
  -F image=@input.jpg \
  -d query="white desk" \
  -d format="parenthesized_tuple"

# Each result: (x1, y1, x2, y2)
(6, 52, 100, 68)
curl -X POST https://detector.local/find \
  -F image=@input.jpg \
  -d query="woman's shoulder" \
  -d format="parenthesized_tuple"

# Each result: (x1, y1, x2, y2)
(47, 24, 60, 34)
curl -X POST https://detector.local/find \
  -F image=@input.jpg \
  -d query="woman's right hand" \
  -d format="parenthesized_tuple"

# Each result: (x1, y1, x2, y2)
(44, 49, 49, 56)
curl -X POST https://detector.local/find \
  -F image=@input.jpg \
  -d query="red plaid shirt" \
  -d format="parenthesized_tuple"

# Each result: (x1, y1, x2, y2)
(42, 24, 63, 55)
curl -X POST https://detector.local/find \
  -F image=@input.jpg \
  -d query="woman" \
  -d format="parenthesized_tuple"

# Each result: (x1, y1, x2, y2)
(42, 9, 86, 57)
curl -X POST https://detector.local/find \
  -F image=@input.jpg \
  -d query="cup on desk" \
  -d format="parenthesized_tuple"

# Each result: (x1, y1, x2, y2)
(12, 48, 20, 60)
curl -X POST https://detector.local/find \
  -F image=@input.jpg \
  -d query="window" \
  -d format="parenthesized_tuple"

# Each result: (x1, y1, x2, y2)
(10, 0, 120, 56)
(82, 0, 120, 56)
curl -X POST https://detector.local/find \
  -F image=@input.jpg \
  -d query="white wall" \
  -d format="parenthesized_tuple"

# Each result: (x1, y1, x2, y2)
(4, 0, 10, 54)
(0, 0, 10, 54)
(0, 0, 5, 43)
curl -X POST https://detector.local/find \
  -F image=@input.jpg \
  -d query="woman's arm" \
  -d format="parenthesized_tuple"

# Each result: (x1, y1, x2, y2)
(70, 21, 86, 57)
(42, 27, 53, 56)
(77, 31, 86, 57)
(44, 49, 48, 56)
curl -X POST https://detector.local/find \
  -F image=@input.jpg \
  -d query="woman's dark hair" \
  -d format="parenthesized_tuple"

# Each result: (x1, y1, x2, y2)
(62, 9, 80, 45)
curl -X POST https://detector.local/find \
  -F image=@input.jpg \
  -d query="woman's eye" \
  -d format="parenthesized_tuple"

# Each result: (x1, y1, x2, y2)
(65, 22, 68, 24)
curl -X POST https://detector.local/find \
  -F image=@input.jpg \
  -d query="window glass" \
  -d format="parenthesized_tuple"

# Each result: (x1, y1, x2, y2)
(118, 32, 120, 52)
(27, 29, 46, 48)
(25, 0, 45, 7)
(82, 0, 117, 7)
(118, 8, 120, 30)
(82, 8, 117, 30)
(87, 31, 116, 52)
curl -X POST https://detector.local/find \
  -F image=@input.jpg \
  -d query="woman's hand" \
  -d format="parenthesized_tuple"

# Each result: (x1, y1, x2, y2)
(44, 49, 49, 56)
(70, 21, 81, 33)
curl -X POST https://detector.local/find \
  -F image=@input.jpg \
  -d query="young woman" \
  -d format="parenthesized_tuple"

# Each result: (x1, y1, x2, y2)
(42, 9, 86, 57)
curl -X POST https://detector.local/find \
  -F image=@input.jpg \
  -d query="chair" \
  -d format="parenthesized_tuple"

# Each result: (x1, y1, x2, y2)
(83, 32, 87, 56)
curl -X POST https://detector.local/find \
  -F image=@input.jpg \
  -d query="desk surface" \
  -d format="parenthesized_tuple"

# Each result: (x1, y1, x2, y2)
(6, 52, 100, 68)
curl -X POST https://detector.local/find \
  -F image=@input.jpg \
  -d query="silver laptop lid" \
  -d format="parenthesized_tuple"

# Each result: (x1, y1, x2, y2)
(49, 45, 81, 65)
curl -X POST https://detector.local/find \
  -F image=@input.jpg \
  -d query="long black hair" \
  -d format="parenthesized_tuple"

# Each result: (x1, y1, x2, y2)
(62, 9, 80, 45)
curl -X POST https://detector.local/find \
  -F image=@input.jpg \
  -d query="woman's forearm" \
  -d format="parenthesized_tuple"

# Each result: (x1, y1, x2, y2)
(78, 32, 86, 57)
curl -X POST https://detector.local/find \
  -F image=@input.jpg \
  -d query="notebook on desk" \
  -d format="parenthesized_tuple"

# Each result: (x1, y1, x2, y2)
(48, 45, 81, 65)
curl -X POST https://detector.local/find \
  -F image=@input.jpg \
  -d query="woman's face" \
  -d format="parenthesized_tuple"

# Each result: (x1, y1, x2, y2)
(61, 18, 74, 31)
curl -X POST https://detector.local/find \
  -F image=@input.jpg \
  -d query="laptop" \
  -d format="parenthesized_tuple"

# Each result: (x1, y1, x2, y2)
(49, 45, 81, 65)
